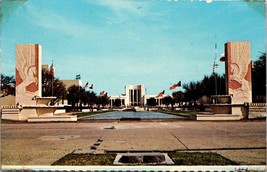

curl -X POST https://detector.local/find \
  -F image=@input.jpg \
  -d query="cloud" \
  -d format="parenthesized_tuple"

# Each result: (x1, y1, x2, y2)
(26, 3, 100, 40)
(85, 0, 150, 24)
(95, 0, 142, 14)
(0, 0, 28, 31)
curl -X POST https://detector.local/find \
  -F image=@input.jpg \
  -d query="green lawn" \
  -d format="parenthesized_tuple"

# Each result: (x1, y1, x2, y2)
(155, 109, 198, 118)
(52, 153, 116, 165)
(169, 152, 238, 165)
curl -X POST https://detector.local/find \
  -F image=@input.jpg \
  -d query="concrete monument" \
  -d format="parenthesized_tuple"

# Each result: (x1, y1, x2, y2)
(197, 41, 255, 120)
(1, 44, 77, 122)
(16, 44, 42, 105)
(225, 41, 252, 104)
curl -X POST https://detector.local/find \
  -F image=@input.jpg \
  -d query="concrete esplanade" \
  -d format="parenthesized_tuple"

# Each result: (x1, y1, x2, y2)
(1, 120, 266, 166)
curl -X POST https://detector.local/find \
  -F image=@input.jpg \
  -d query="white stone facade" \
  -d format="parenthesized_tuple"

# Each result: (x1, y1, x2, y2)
(110, 85, 166, 107)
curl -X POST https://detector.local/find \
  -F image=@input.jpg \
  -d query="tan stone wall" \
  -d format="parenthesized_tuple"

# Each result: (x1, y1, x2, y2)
(61, 80, 81, 90)
(15, 44, 42, 105)
(42, 64, 49, 71)
(19, 109, 37, 120)
(0, 95, 15, 106)
(225, 42, 252, 104)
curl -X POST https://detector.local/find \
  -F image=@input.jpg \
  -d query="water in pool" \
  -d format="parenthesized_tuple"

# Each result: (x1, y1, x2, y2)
(87, 111, 184, 119)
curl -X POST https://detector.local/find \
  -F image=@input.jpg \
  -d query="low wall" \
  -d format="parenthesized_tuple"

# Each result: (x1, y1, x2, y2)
(1, 108, 20, 121)
(248, 103, 266, 119)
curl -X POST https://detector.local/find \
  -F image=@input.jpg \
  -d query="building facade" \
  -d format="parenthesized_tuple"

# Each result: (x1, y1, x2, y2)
(60, 80, 82, 90)
(110, 85, 166, 107)
(125, 85, 145, 106)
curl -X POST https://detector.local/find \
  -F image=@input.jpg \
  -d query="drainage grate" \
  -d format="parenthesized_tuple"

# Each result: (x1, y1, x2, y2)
(113, 152, 174, 165)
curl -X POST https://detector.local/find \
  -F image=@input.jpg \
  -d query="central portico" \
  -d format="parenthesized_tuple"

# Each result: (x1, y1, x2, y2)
(125, 85, 145, 106)
(109, 85, 166, 107)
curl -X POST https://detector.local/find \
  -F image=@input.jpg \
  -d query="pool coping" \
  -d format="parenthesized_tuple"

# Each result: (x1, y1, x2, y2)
(79, 118, 187, 122)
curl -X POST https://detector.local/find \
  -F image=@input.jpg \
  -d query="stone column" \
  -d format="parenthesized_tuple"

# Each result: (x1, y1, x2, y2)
(225, 41, 252, 104)
(225, 42, 252, 117)
(16, 44, 42, 105)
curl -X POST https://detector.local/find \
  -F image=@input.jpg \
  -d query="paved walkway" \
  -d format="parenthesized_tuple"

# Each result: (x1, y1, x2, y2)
(1, 120, 266, 165)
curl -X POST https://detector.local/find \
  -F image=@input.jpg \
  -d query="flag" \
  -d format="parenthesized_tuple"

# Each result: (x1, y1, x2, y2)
(213, 62, 218, 75)
(156, 90, 165, 98)
(220, 57, 225, 62)
(76, 74, 81, 80)
(84, 82, 89, 88)
(100, 91, 105, 95)
(89, 84, 93, 89)
(50, 63, 54, 75)
(169, 81, 181, 90)
(220, 53, 225, 62)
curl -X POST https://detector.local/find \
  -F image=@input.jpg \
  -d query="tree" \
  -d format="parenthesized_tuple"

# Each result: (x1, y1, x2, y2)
(114, 99, 121, 107)
(1, 74, 15, 97)
(96, 94, 109, 109)
(183, 74, 226, 105)
(162, 96, 175, 108)
(67, 85, 81, 108)
(146, 97, 157, 107)
(83, 91, 96, 111)
(42, 69, 67, 101)
(252, 53, 266, 102)
(172, 91, 184, 107)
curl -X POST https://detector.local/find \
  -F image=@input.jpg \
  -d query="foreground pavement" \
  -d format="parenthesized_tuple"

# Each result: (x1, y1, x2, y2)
(1, 120, 266, 166)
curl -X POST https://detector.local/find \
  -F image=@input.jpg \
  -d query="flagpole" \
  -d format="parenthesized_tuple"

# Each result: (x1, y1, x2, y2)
(214, 35, 218, 96)
(51, 60, 54, 97)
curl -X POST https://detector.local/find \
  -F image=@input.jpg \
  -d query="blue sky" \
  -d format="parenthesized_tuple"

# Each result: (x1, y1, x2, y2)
(1, 0, 266, 95)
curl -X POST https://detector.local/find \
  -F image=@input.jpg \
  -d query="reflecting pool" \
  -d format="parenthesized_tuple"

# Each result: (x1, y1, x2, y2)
(87, 111, 184, 119)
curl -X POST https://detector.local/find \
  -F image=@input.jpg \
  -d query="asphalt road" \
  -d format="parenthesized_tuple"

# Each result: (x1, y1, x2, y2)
(1, 120, 266, 165)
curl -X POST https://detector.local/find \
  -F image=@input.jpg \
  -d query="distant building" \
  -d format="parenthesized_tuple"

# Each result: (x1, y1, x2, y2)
(109, 94, 127, 107)
(126, 85, 145, 106)
(60, 80, 82, 90)
(110, 84, 166, 107)
(42, 64, 49, 71)
(43, 65, 81, 90)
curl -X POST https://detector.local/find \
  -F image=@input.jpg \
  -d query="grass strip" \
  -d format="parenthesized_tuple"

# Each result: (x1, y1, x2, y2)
(52, 153, 116, 166)
(169, 152, 239, 165)
(156, 109, 197, 118)
(52, 152, 238, 166)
